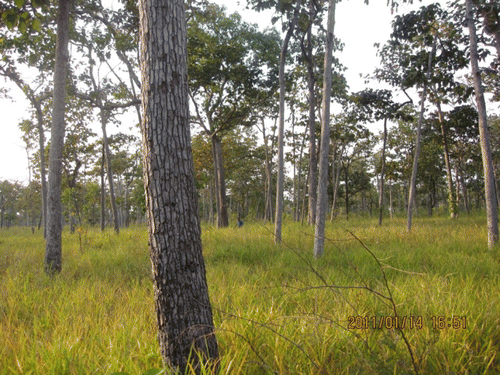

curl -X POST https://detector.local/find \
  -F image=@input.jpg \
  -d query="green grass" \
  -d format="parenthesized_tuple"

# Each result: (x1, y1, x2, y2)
(1, 216, 499, 374)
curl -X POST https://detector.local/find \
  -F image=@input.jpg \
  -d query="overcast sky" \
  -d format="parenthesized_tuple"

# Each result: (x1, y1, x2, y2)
(0, 0, 434, 183)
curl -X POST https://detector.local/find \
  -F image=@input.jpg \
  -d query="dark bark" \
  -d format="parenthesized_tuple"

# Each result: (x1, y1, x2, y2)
(138, 0, 219, 371)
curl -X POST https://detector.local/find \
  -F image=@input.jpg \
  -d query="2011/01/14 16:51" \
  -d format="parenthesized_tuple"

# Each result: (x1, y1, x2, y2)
(347, 315, 467, 330)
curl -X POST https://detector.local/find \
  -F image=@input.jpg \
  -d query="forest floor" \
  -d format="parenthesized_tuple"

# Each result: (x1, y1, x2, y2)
(1, 215, 499, 374)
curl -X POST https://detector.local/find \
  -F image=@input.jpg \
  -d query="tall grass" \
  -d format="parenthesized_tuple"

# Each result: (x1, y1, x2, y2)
(1, 215, 499, 374)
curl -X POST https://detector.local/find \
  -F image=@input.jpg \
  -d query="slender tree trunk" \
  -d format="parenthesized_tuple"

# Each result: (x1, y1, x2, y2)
(436, 100, 457, 218)
(306, 2, 317, 225)
(275, 0, 303, 243)
(44, 0, 70, 275)
(313, 0, 336, 258)
(35, 103, 48, 238)
(211, 134, 229, 228)
(378, 118, 388, 226)
(101, 110, 120, 234)
(407, 39, 435, 233)
(466, 0, 499, 248)
(262, 118, 274, 222)
(100, 144, 106, 231)
(138, 0, 219, 371)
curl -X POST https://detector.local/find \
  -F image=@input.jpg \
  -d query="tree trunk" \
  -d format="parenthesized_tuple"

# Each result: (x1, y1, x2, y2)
(313, 0, 336, 258)
(211, 134, 229, 228)
(466, 0, 499, 249)
(436, 100, 457, 218)
(407, 39, 435, 233)
(306, 1, 317, 225)
(44, 0, 70, 275)
(138, 0, 219, 371)
(101, 110, 120, 234)
(275, 0, 303, 243)
(378, 118, 388, 226)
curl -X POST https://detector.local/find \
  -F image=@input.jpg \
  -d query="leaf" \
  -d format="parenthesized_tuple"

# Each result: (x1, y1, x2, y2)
(32, 18, 41, 32)
(14, 0, 25, 8)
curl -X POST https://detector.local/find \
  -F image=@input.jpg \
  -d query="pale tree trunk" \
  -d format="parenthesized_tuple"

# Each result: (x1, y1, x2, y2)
(378, 118, 388, 226)
(313, 0, 336, 258)
(100, 145, 106, 231)
(211, 134, 229, 228)
(275, 0, 303, 243)
(138, 0, 219, 371)
(44, 0, 70, 275)
(101, 110, 120, 234)
(407, 39, 435, 233)
(466, 0, 499, 249)
(261, 118, 274, 222)
(35, 102, 48, 238)
(435, 100, 458, 218)
(306, 0, 317, 225)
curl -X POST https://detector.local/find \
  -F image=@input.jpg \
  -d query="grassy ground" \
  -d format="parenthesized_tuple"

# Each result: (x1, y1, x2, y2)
(0, 215, 499, 374)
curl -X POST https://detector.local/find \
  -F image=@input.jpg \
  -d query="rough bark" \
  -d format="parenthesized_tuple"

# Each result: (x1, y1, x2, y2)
(313, 0, 336, 258)
(44, 0, 70, 275)
(275, 0, 303, 243)
(138, 0, 219, 371)
(466, 0, 499, 249)
(407, 39, 435, 233)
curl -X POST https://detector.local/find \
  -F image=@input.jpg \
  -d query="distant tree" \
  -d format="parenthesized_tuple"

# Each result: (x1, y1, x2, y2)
(138, 0, 219, 371)
(188, 3, 280, 228)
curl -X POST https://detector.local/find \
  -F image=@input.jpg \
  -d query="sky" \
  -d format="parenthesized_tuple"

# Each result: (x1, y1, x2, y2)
(0, 0, 433, 183)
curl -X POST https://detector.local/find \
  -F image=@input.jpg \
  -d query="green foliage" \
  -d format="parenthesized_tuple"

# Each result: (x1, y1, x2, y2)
(1, 217, 499, 374)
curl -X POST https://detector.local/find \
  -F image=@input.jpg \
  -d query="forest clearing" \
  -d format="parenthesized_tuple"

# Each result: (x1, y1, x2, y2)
(1, 216, 499, 374)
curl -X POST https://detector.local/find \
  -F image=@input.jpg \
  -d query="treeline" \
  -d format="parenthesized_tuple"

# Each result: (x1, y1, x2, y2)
(1, 0, 500, 235)
(3, 110, 500, 229)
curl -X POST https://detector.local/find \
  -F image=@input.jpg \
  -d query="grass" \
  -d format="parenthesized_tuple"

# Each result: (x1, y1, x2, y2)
(1, 215, 499, 374)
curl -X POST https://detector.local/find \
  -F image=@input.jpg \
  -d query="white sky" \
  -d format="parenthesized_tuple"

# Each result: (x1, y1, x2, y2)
(0, 0, 435, 183)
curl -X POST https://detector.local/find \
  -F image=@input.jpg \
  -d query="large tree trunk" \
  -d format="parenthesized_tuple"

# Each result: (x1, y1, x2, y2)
(44, 0, 70, 275)
(313, 0, 336, 258)
(138, 0, 219, 371)
(101, 110, 120, 234)
(407, 39, 435, 233)
(211, 134, 229, 228)
(466, 0, 499, 249)
(275, 0, 303, 243)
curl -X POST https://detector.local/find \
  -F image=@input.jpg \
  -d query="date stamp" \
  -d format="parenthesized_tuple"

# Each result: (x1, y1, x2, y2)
(347, 315, 467, 330)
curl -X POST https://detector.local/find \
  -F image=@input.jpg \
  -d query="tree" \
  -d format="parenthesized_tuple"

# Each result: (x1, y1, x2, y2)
(138, 0, 219, 371)
(44, 0, 70, 275)
(313, 0, 336, 258)
(466, 0, 498, 248)
(188, 3, 280, 228)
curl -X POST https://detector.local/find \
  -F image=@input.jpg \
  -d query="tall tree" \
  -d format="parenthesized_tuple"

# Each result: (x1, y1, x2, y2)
(138, 0, 219, 371)
(275, 0, 302, 243)
(313, 0, 336, 258)
(466, 0, 498, 248)
(188, 3, 280, 228)
(44, 0, 70, 275)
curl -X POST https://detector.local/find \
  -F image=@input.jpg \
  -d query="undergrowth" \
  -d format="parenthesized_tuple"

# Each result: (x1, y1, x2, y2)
(0, 215, 499, 374)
